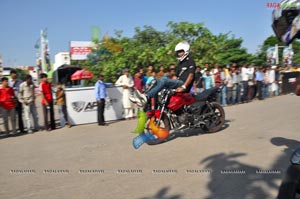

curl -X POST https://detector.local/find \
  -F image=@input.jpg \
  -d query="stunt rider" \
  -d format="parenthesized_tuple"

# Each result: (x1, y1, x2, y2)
(130, 41, 196, 106)
(129, 41, 196, 129)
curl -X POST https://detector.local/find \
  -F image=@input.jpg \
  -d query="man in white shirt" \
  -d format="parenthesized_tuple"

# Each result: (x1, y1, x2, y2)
(269, 66, 277, 97)
(248, 64, 255, 101)
(241, 64, 250, 103)
(115, 68, 134, 120)
(18, 75, 39, 133)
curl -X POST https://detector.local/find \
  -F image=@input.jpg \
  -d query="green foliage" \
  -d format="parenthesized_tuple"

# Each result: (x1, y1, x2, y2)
(16, 68, 28, 81)
(76, 21, 256, 83)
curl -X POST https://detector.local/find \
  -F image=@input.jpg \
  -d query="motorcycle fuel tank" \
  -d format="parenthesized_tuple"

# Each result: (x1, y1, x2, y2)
(168, 93, 196, 111)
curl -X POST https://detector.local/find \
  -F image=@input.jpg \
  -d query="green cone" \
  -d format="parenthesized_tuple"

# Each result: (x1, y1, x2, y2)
(132, 110, 147, 134)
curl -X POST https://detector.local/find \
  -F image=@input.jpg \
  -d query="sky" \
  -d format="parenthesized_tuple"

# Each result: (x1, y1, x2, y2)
(0, 0, 276, 66)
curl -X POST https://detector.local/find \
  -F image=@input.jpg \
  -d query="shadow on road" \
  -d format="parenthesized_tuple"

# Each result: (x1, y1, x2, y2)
(0, 131, 30, 139)
(0, 133, 11, 139)
(201, 137, 300, 199)
(149, 120, 230, 145)
(200, 152, 280, 199)
(271, 137, 300, 172)
(270, 137, 300, 182)
(271, 137, 300, 161)
(138, 187, 182, 199)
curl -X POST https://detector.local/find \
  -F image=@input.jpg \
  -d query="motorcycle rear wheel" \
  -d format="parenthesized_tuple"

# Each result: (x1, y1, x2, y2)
(201, 102, 225, 133)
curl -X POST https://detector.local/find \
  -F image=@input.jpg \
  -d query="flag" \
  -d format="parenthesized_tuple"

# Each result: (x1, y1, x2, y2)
(91, 26, 101, 42)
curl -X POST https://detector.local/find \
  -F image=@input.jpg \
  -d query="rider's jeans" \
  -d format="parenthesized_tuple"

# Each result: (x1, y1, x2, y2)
(146, 78, 184, 98)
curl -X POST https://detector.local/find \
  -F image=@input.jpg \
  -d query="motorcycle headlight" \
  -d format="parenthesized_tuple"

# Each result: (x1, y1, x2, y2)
(291, 148, 300, 165)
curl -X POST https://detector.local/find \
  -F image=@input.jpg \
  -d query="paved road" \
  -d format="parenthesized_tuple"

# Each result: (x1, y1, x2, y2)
(0, 95, 299, 199)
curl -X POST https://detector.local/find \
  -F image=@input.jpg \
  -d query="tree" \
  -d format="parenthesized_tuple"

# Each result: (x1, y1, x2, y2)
(215, 37, 254, 65)
(77, 21, 255, 83)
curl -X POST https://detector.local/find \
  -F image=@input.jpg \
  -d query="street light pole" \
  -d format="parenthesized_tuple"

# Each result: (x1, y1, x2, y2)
(41, 29, 45, 73)
(275, 44, 279, 65)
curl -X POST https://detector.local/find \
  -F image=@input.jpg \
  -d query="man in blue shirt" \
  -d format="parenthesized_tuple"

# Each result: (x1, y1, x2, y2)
(203, 70, 213, 90)
(95, 74, 107, 126)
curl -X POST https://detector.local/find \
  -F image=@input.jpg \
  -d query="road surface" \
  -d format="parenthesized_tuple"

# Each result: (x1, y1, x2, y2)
(0, 95, 299, 199)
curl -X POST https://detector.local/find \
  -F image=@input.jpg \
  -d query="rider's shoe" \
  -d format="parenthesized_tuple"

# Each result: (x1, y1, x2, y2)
(129, 95, 138, 104)
(129, 95, 144, 107)
(134, 90, 148, 106)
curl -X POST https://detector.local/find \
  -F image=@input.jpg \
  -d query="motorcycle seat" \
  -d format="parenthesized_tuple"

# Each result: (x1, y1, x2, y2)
(193, 87, 219, 101)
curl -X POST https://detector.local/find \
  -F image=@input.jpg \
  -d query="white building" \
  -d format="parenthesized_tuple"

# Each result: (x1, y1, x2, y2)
(54, 52, 70, 71)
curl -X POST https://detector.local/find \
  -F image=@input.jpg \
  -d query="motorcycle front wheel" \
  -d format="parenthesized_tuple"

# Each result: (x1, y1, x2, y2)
(277, 164, 300, 199)
(201, 102, 225, 133)
(146, 114, 172, 145)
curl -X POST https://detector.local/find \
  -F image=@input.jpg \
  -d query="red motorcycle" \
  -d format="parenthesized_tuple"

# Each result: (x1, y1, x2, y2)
(145, 86, 225, 145)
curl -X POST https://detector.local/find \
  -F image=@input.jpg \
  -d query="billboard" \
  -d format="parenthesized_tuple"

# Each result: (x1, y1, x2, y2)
(70, 41, 94, 60)
(65, 86, 123, 125)
(266, 46, 278, 65)
(283, 46, 294, 65)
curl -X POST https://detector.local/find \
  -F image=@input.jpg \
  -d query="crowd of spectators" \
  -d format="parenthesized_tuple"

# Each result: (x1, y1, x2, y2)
(0, 71, 71, 136)
(1, 63, 298, 134)
(197, 63, 285, 106)
(113, 63, 298, 120)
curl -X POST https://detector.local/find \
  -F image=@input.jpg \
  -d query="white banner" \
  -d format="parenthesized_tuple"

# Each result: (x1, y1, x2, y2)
(65, 86, 124, 125)
(266, 47, 278, 65)
(70, 41, 94, 60)
(283, 46, 294, 65)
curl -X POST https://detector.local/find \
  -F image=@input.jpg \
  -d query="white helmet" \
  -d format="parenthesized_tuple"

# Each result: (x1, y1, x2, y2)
(175, 41, 190, 62)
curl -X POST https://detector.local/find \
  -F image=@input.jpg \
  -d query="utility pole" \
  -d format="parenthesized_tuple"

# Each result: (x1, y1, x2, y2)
(0, 55, 2, 77)
(35, 28, 48, 84)
(275, 44, 279, 65)
(41, 29, 45, 73)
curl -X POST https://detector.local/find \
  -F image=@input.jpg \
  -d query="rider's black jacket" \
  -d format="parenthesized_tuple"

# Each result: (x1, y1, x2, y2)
(176, 56, 196, 92)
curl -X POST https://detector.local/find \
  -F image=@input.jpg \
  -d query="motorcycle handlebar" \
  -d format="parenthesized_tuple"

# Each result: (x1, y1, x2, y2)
(217, 85, 225, 92)
(169, 89, 177, 95)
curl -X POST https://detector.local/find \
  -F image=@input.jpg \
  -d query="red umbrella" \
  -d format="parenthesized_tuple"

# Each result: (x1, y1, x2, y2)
(71, 69, 93, 81)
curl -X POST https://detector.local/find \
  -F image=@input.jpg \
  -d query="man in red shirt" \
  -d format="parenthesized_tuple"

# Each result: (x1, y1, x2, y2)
(133, 69, 145, 116)
(133, 69, 145, 93)
(0, 77, 17, 135)
(39, 73, 55, 131)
